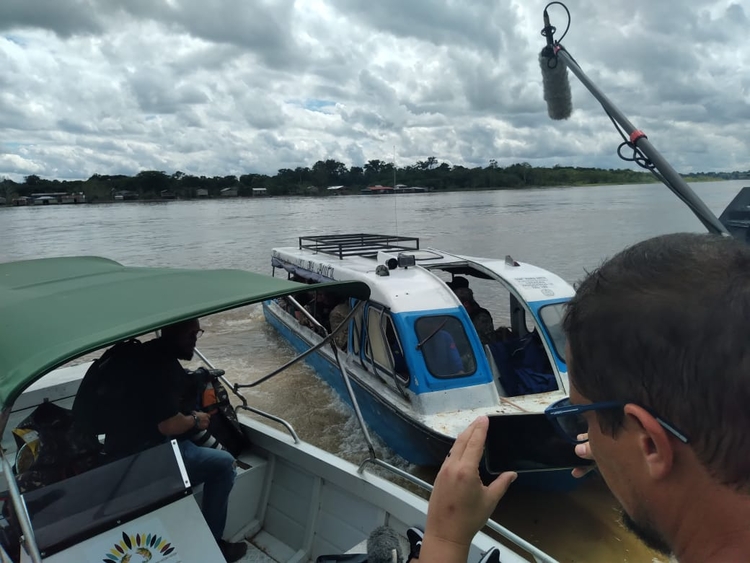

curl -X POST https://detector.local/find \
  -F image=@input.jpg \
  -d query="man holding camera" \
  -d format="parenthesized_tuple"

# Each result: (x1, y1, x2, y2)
(418, 233, 750, 563)
(104, 319, 248, 562)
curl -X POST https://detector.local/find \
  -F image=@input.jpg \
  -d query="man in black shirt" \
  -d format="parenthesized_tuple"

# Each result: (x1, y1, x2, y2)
(104, 319, 247, 562)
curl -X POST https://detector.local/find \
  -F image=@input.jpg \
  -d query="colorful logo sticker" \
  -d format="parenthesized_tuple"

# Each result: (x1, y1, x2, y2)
(102, 531, 176, 562)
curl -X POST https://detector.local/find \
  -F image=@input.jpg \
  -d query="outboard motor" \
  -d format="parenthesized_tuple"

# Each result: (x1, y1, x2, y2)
(719, 187, 750, 243)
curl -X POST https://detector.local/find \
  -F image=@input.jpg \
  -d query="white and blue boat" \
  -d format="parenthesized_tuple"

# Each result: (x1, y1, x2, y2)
(264, 234, 575, 477)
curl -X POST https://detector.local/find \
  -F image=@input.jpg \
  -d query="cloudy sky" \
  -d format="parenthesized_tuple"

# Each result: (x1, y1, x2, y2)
(1, 0, 748, 181)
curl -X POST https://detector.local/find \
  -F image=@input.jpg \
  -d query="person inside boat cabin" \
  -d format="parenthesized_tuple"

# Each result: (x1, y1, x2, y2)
(416, 233, 750, 563)
(453, 287, 495, 345)
(419, 316, 464, 377)
(328, 298, 352, 350)
(104, 319, 248, 562)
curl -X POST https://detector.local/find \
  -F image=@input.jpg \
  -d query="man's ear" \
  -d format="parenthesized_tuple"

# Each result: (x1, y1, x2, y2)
(624, 404, 675, 480)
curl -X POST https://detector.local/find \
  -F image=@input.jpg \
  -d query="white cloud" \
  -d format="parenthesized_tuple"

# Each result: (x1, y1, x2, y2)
(0, 0, 748, 181)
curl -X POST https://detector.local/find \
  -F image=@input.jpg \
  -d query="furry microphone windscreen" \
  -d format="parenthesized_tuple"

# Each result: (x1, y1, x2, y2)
(367, 526, 403, 563)
(540, 50, 573, 120)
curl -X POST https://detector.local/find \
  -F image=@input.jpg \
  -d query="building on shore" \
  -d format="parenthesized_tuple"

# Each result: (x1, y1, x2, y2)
(362, 185, 394, 195)
(326, 185, 350, 195)
(394, 185, 429, 193)
(60, 193, 87, 204)
(252, 187, 267, 197)
(113, 190, 139, 201)
(33, 196, 59, 205)
(30, 192, 87, 204)
(196, 188, 209, 198)
(220, 187, 238, 197)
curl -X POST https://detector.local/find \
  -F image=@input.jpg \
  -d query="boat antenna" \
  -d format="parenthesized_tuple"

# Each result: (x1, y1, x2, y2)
(538, 2, 729, 236)
(393, 144, 399, 235)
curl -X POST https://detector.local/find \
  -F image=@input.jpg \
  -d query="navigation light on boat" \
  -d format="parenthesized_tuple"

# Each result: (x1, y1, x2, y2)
(375, 265, 390, 276)
(398, 253, 416, 268)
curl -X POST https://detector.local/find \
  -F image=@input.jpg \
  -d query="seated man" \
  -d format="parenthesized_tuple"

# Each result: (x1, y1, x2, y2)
(454, 287, 495, 345)
(420, 317, 464, 377)
(104, 319, 248, 563)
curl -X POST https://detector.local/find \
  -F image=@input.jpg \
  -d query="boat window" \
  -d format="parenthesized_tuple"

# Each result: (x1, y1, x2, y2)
(365, 308, 395, 372)
(415, 316, 477, 378)
(363, 307, 410, 384)
(538, 303, 567, 361)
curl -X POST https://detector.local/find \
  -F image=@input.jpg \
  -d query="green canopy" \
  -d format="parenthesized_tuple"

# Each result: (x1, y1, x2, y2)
(0, 256, 370, 409)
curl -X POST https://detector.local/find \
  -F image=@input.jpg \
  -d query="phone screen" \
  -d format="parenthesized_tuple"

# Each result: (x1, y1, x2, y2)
(484, 413, 594, 474)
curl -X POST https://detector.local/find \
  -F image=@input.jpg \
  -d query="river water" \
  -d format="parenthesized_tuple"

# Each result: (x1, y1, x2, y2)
(1, 180, 746, 562)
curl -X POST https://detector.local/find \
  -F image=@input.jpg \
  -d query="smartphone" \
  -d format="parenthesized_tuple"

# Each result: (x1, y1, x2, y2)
(483, 413, 594, 474)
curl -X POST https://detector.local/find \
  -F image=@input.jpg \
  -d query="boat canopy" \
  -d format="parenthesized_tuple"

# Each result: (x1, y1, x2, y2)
(0, 256, 370, 409)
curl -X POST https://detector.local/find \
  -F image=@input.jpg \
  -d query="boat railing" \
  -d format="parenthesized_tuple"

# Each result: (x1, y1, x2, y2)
(298, 233, 420, 259)
(197, 295, 559, 563)
(357, 457, 557, 563)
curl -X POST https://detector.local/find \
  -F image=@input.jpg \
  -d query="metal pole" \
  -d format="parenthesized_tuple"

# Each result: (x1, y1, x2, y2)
(1, 453, 42, 563)
(330, 326, 378, 459)
(555, 46, 729, 236)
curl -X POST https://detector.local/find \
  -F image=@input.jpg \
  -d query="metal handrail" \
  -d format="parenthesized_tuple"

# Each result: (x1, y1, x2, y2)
(358, 456, 558, 563)
(235, 405, 300, 443)
(1, 451, 42, 563)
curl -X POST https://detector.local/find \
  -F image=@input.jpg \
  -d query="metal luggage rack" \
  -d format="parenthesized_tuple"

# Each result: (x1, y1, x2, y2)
(298, 234, 420, 259)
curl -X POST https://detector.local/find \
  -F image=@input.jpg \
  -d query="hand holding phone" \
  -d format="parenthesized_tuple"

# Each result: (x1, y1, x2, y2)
(483, 414, 595, 474)
(420, 417, 516, 563)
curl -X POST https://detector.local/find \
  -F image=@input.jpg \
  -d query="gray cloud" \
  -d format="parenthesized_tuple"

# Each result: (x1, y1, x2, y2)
(0, 0, 748, 181)
(0, 0, 104, 37)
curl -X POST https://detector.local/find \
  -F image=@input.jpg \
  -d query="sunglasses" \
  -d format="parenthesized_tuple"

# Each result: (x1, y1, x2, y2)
(544, 397, 690, 445)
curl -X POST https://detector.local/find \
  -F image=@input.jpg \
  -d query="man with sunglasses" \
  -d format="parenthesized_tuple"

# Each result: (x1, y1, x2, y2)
(104, 319, 248, 562)
(417, 233, 750, 563)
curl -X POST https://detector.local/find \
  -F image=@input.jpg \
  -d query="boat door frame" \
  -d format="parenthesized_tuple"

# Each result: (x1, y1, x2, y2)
(423, 260, 568, 393)
(350, 299, 411, 398)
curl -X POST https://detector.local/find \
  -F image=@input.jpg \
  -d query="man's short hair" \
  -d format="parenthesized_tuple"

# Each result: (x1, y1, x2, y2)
(563, 233, 750, 490)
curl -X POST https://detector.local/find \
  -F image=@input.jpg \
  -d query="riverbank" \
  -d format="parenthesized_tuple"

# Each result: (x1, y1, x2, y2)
(1, 176, 737, 208)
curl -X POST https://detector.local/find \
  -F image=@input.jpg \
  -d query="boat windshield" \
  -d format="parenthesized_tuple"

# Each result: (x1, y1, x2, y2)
(538, 303, 567, 362)
(415, 315, 476, 378)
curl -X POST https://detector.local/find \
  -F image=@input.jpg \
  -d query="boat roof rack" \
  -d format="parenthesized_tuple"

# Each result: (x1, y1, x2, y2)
(298, 234, 420, 259)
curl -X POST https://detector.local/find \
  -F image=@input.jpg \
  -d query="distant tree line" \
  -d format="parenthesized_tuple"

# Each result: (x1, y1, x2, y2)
(1, 158, 747, 203)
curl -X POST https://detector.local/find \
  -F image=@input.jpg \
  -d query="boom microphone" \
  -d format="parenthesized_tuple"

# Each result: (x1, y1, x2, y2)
(539, 10, 572, 120)
(367, 526, 403, 563)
